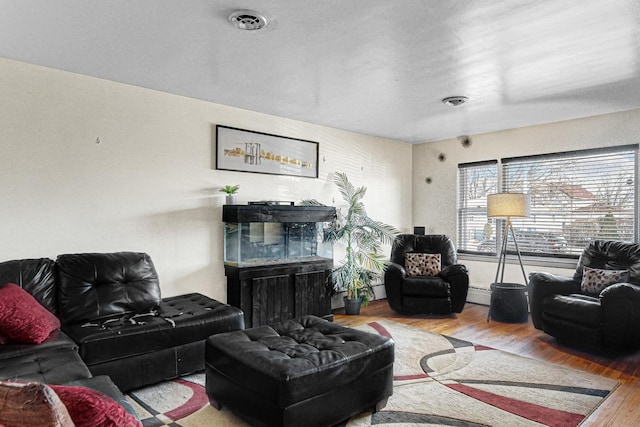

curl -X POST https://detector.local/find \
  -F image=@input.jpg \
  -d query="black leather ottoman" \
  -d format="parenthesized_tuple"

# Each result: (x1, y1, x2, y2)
(205, 315, 394, 427)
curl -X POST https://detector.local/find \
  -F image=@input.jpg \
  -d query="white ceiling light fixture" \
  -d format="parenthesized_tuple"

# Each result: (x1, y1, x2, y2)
(441, 96, 468, 106)
(228, 10, 268, 31)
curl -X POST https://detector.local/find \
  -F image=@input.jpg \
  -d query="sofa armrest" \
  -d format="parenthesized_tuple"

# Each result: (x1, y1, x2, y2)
(600, 283, 640, 348)
(384, 263, 406, 313)
(440, 264, 469, 313)
(601, 282, 640, 300)
(439, 263, 468, 279)
(528, 272, 580, 329)
(384, 262, 406, 281)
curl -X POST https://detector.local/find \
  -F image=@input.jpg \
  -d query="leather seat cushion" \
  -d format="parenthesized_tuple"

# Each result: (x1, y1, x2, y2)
(402, 296, 451, 314)
(205, 315, 394, 408)
(543, 294, 602, 327)
(63, 293, 244, 365)
(402, 276, 450, 297)
(0, 331, 77, 361)
(0, 348, 91, 384)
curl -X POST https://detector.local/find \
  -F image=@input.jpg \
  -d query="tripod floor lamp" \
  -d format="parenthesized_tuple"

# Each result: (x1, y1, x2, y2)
(487, 193, 531, 285)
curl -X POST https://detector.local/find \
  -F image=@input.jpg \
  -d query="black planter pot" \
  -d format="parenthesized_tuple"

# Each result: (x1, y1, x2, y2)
(488, 282, 529, 323)
(343, 296, 363, 315)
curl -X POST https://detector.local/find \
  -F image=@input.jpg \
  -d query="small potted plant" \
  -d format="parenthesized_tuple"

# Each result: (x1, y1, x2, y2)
(220, 185, 240, 205)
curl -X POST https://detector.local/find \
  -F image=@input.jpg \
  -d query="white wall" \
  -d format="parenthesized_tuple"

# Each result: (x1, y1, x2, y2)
(412, 108, 640, 290)
(0, 58, 413, 302)
(6, 56, 637, 304)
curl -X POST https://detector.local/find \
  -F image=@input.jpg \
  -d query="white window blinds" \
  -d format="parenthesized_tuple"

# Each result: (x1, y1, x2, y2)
(457, 161, 498, 253)
(501, 145, 638, 257)
(457, 145, 638, 258)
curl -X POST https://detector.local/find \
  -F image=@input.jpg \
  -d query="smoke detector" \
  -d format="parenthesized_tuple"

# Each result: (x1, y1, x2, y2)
(229, 10, 268, 31)
(442, 96, 468, 106)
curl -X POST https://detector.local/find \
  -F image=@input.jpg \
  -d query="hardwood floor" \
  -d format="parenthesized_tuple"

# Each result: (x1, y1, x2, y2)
(334, 300, 640, 426)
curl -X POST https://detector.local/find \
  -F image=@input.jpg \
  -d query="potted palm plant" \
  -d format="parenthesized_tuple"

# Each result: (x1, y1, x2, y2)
(321, 172, 399, 314)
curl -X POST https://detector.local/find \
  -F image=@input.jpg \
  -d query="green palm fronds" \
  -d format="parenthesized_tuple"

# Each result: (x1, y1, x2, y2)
(326, 172, 399, 304)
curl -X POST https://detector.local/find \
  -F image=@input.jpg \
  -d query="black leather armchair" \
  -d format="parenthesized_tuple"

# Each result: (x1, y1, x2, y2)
(529, 240, 640, 350)
(384, 234, 469, 315)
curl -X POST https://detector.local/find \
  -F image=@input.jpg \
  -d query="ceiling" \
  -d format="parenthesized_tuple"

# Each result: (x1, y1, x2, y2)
(1, 1, 639, 143)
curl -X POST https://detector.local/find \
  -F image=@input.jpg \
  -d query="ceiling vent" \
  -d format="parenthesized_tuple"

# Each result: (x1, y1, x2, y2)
(229, 10, 268, 31)
(442, 96, 468, 106)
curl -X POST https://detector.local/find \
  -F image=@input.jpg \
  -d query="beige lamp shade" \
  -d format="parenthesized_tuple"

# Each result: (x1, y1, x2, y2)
(487, 193, 530, 218)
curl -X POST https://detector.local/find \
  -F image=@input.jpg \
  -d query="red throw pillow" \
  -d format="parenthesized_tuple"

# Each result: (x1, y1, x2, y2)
(0, 283, 61, 343)
(50, 384, 141, 427)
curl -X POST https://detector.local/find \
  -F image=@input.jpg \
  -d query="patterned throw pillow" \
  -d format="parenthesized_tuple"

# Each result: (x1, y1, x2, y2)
(580, 266, 630, 296)
(405, 253, 441, 276)
(0, 382, 74, 427)
(405, 253, 426, 276)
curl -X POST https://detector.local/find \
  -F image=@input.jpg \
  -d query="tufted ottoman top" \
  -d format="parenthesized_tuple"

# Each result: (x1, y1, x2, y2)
(205, 315, 394, 407)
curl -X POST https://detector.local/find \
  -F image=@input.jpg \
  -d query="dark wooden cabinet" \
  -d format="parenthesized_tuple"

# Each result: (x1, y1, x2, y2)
(222, 204, 336, 327)
(225, 260, 333, 327)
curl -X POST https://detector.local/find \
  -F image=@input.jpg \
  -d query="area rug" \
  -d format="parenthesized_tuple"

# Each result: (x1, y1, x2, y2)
(126, 320, 619, 426)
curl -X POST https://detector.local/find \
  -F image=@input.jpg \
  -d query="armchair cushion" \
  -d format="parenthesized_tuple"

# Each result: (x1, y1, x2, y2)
(573, 240, 640, 283)
(403, 276, 450, 297)
(580, 267, 629, 296)
(0, 283, 61, 344)
(544, 294, 602, 327)
(405, 253, 441, 276)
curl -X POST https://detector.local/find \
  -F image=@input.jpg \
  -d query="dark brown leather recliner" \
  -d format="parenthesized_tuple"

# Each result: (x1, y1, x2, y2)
(384, 234, 469, 315)
(529, 240, 640, 350)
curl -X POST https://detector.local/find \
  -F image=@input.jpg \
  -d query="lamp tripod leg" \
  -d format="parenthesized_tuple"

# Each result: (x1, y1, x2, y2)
(493, 220, 510, 284)
(490, 219, 510, 322)
(508, 222, 528, 285)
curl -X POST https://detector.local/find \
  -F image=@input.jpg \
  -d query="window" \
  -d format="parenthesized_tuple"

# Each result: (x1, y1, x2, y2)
(502, 146, 637, 257)
(457, 161, 498, 253)
(458, 145, 638, 257)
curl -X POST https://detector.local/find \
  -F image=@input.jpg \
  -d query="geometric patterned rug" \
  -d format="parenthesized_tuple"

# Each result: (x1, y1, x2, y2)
(126, 320, 619, 426)
(348, 321, 619, 427)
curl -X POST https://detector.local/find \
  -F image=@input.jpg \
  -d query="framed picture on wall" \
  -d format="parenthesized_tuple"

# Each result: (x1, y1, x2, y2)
(215, 125, 319, 178)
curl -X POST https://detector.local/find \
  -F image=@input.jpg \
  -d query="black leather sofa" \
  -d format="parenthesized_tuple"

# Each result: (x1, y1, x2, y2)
(0, 252, 245, 396)
(529, 240, 640, 350)
(384, 234, 469, 315)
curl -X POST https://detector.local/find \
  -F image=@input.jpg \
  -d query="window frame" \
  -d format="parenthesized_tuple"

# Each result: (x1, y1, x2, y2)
(457, 160, 498, 255)
(457, 145, 639, 261)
